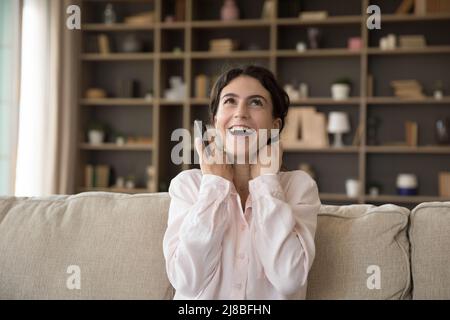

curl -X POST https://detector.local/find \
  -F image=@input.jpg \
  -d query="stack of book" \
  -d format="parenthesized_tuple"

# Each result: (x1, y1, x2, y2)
(298, 11, 328, 20)
(124, 11, 155, 25)
(85, 165, 111, 188)
(405, 121, 418, 146)
(391, 80, 425, 99)
(209, 39, 238, 53)
(399, 35, 426, 49)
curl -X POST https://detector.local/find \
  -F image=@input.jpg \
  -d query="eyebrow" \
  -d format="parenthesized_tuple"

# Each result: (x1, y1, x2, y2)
(221, 93, 268, 103)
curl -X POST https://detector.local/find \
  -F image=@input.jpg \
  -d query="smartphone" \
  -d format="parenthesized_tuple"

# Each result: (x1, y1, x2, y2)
(267, 129, 280, 145)
(194, 120, 211, 156)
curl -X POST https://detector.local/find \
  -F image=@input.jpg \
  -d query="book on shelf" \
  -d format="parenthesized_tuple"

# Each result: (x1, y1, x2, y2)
(415, 0, 450, 15)
(352, 124, 363, 146)
(97, 34, 111, 55)
(85, 165, 94, 188)
(209, 39, 239, 52)
(439, 172, 450, 197)
(124, 11, 155, 25)
(391, 80, 425, 99)
(405, 121, 418, 147)
(298, 11, 328, 20)
(399, 35, 426, 48)
(85, 165, 111, 188)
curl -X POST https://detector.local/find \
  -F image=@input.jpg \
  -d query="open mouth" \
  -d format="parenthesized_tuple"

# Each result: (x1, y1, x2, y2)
(227, 125, 256, 137)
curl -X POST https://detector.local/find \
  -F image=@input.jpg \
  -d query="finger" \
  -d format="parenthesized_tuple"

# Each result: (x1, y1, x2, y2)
(195, 137, 204, 163)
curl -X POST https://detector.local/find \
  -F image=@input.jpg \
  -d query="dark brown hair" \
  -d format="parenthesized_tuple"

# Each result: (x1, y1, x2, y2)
(209, 65, 290, 132)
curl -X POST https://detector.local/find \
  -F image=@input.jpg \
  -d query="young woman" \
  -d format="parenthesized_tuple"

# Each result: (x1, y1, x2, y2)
(163, 65, 321, 299)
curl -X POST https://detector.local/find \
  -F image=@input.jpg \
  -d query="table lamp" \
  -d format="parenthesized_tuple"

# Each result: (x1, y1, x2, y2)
(327, 112, 350, 148)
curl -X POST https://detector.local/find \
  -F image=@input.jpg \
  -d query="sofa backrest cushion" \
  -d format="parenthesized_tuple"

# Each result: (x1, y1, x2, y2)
(306, 204, 411, 300)
(409, 202, 450, 299)
(0, 192, 173, 299)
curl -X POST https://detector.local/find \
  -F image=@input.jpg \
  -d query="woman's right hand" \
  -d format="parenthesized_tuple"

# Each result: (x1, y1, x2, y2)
(195, 137, 233, 182)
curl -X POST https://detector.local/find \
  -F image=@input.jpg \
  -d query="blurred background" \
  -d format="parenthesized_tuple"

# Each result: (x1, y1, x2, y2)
(1, 0, 449, 209)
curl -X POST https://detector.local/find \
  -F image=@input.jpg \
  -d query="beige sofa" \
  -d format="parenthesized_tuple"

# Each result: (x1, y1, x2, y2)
(0, 192, 449, 300)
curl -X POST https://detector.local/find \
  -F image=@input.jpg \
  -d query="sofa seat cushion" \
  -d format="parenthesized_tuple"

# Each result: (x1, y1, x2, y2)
(0, 192, 172, 299)
(409, 202, 450, 299)
(306, 204, 411, 299)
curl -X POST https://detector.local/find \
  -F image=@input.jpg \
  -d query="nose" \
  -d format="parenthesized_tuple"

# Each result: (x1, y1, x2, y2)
(234, 101, 249, 119)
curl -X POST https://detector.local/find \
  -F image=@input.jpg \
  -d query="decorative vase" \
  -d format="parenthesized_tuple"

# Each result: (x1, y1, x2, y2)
(122, 34, 142, 53)
(307, 27, 322, 49)
(397, 174, 418, 196)
(103, 3, 117, 24)
(331, 83, 350, 100)
(436, 118, 450, 145)
(88, 130, 104, 145)
(221, 0, 239, 21)
(345, 179, 360, 198)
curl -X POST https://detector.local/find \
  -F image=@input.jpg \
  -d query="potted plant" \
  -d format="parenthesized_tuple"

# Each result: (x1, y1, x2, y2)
(331, 77, 352, 100)
(87, 122, 105, 145)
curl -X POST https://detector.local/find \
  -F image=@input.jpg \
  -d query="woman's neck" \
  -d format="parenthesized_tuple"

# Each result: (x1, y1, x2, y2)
(233, 164, 251, 194)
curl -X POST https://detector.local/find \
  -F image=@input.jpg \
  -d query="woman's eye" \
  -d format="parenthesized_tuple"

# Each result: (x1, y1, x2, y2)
(224, 98, 236, 105)
(249, 99, 263, 107)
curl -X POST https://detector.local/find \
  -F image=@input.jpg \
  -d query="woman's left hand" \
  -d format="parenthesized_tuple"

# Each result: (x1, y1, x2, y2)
(250, 141, 283, 179)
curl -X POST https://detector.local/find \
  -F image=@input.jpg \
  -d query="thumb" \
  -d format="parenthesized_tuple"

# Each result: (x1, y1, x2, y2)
(195, 137, 204, 160)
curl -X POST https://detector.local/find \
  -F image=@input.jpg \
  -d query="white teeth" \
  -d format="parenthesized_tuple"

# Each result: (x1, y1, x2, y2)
(229, 126, 255, 136)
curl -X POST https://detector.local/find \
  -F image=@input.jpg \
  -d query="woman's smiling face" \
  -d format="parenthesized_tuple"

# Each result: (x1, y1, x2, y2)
(213, 75, 281, 159)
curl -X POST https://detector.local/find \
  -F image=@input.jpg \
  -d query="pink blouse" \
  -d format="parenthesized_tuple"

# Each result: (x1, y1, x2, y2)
(163, 169, 321, 300)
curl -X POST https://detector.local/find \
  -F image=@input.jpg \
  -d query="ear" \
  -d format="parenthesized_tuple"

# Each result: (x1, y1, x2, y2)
(272, 117, 282, 130)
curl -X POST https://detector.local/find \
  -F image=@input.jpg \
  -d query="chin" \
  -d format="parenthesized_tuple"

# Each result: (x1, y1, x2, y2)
(224, 136, 259, 163)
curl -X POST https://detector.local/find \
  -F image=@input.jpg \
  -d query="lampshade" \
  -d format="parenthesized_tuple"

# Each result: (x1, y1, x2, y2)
(327, 112, 350, 134)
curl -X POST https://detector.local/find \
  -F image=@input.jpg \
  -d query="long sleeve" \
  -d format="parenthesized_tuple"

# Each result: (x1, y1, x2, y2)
(163, 171, 232, 298)
(249, 172, 320, 297)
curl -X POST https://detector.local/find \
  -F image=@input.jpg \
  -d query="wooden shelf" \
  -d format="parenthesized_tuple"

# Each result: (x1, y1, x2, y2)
(159, 99, 186, 106)
(367, 46, 450, 55)
(378, 13, 450, 23)
(365, 194, 450, 204)
(81, 53, 155, 61)
(160, 52, 185, 59)
(367, 97, 450, 104)
(82, 23, 155, 31)
(159, 22, 187, 29)
(189, 98, 210, 105)
(191, 19, 271, 28)
(80, 98, 154, 106)
(277, 15, 362, 26)
(284, 146, 359, 153)
(290, 97, 361, 105)
(278, 49, 361, 57)
(80, 143, 153, 151)
(366, 146, 450, 154)
(190, 50, 270, 59)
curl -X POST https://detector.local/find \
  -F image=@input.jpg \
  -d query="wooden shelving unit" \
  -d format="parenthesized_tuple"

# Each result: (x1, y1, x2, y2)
(75, 0, 450, 207)
(79, 143, 153, 151)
